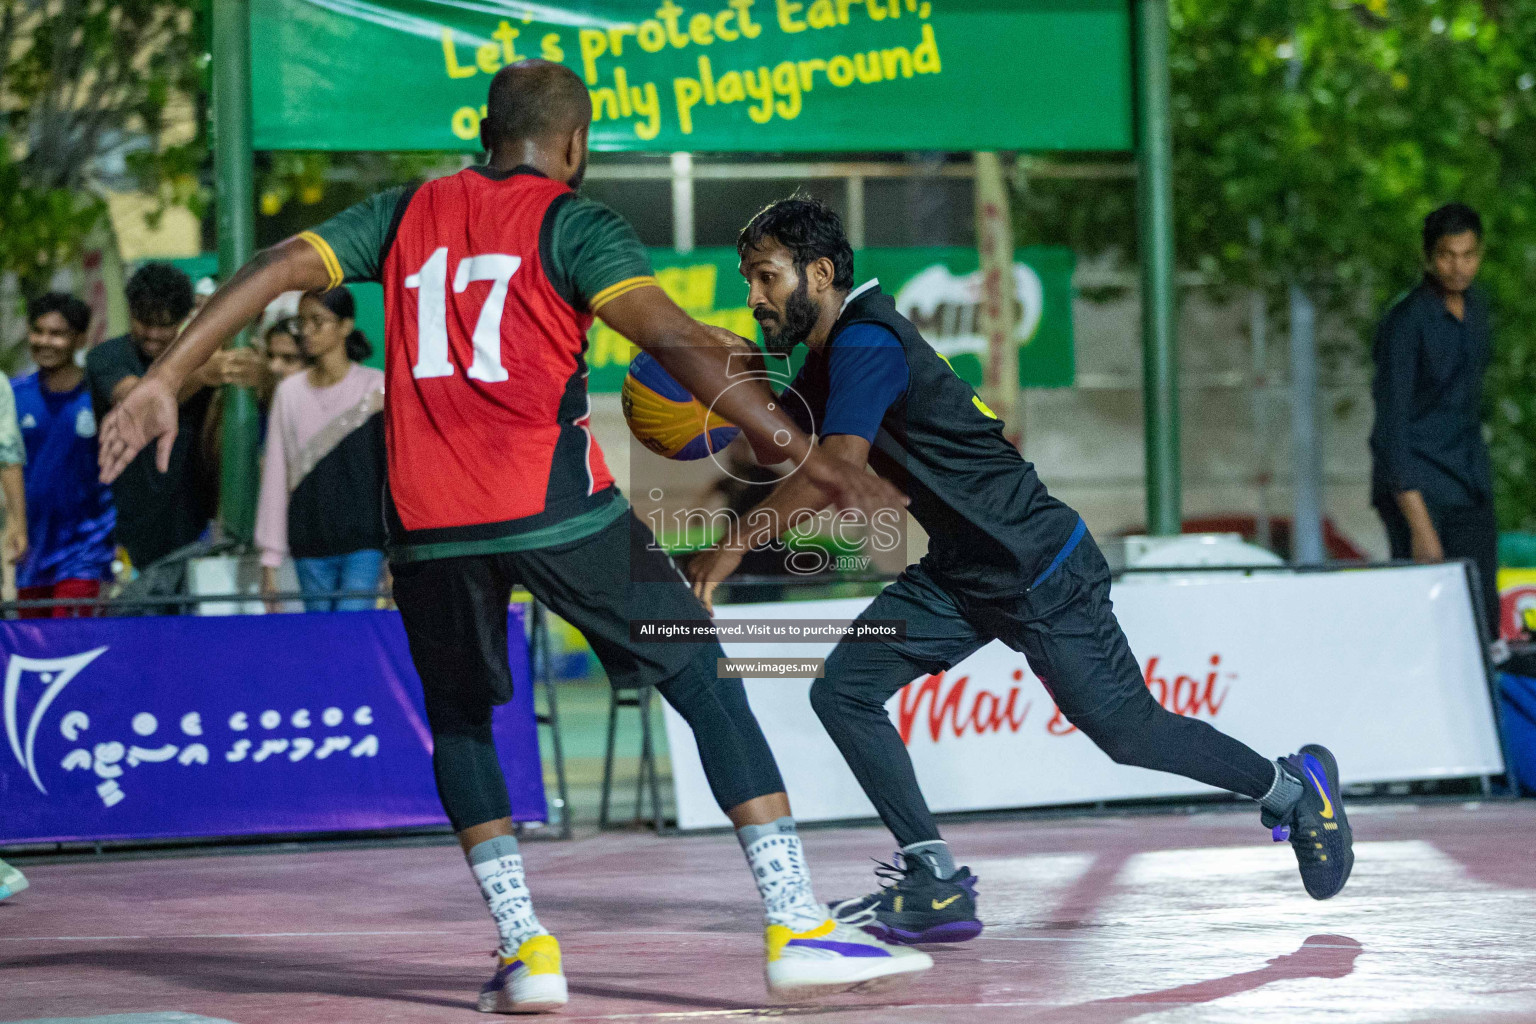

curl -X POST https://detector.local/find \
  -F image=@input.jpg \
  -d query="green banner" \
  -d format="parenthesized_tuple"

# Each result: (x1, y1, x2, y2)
(585, 245, 1074, 391)
(251, 1, 1130, 153)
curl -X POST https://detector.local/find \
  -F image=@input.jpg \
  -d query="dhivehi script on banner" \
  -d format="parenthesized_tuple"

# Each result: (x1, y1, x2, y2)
(662, 564, 1504, 829)
(251, 0, 1131, 153)
(0, 609, 545, 845)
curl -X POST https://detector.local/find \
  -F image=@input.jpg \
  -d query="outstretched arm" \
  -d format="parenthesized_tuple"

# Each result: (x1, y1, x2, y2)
(98, 238, 330, 482)
(598, 286, 808, 466)
(598, 287, 902, 520)
(687, 434, 873, 613)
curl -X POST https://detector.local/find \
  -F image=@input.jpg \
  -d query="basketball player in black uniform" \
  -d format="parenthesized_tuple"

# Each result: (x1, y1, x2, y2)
(687, 197, 1354, 945)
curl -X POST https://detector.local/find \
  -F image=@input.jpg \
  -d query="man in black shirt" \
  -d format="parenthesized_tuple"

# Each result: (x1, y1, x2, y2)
(1369, 203, 1499, 638)
(688, 198, 1355, 944)
(86, 262, 262, 568)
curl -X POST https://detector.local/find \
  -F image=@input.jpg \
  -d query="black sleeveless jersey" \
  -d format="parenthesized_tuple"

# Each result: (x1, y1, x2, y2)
(787, 283, 1081, 598)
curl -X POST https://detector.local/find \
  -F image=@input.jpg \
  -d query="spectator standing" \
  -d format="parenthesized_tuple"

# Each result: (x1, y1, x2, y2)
(86, 263, 262, 569)
(256, 287, 385, 611)
(12, 294, 115, 616)
(263, 319, 306, 387)
(0, 373, 27, 573)
(1370, 202, 1499, 637)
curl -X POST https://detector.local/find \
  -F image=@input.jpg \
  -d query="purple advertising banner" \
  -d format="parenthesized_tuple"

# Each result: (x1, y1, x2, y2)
(0, 608, 546, 844)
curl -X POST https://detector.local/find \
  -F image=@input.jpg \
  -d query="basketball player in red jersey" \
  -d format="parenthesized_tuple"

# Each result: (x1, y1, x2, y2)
(100, 62, 927, 1012)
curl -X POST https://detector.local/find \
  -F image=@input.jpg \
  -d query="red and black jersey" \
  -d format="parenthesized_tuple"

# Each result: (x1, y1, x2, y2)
(304, 165, 655, 561)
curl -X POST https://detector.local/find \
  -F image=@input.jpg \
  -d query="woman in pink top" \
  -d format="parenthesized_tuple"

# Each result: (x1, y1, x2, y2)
(256, 286, 386, 611)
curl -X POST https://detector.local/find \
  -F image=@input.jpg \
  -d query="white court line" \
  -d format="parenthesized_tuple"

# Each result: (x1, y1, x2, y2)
(550, 1000, 1138, 1021)
(0, 930, 466, 942)
(1, 929, 1365, 951)
(986, 937, 1364, 950)
(2, 929, 734, 943)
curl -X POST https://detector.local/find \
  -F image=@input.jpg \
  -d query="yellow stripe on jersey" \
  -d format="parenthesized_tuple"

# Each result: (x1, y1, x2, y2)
(589, 275, 657, 312)
(297, 231, 344, 290)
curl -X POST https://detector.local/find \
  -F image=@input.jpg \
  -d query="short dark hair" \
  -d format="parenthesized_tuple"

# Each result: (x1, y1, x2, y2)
(125, 262, 194, 325)
(27, 292, 91, 335)
(313, 285, 373, 362)
(482, 60, 592, 150)
(1423, 203, 1483, 254)
(737, 196, 855, 292)
(265, 318, 300, 345)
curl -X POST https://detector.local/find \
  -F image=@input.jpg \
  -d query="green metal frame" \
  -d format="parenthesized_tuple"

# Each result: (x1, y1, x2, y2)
(1134, 0, 1180, 536)
(215, 2, 1181, 538)
(213, 0, 259, 543)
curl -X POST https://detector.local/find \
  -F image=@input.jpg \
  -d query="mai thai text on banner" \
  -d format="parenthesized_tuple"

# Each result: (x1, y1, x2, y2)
(251, 0, 1132, 152)
(0, 609, 545, 845)
(663, 564, 1504, 829)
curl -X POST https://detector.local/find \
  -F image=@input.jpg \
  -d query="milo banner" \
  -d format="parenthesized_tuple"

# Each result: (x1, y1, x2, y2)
(0, 609, 546, 845)
(250, 1, 1131, 153)
(586, 245, 1074, 391)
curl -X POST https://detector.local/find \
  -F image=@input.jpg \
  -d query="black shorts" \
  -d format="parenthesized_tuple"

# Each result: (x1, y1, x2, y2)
(851, 526, 1145, 724)
(391, 509, 709, 709)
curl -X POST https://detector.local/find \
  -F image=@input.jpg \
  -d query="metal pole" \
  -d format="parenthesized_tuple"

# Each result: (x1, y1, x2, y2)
(1250, 286, 1273, 552)
(1281, 37, 1324, 565)
(1134, 0, 1180, 535)
(1249, 218, 1273, 553)
(974, 151, 1019, 444)
(1288, 283, 1325, 564)
(671, 152, 694, 254)
(213, 0, 259, 544)
(846, 175, 866, 250)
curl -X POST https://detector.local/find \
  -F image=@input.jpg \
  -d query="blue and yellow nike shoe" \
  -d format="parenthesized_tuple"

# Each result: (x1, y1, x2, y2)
(829, 854, 982, 945)
(1264, 744, 1353, 900)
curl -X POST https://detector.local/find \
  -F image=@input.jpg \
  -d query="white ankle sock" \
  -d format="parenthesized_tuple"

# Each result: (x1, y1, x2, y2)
(467, 835, 548, 956)
(737, 817, 826, 932)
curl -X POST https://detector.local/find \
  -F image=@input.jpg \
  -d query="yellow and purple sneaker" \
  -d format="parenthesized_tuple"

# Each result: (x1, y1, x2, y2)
(1264, 744, 1354, 900)
(765, 917, 932, 998)
(477, 933, 567, 1014)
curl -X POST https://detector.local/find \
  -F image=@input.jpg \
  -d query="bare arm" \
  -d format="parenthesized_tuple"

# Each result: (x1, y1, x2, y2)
(108, 365, 240, 410)
(1394, 489, 1444, 562)
(599, 287, 903, 520)
(598, 286, 810, 467)
(731, 434, 872, 550)
(688, 434, 873, 612)
(99, 238, 331, 482)
(109, 375, 141, 409)
(1, 463, 27, 564)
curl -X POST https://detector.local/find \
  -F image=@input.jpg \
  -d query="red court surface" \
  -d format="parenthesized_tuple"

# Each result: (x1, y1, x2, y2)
(4, 801, 1536, 1023)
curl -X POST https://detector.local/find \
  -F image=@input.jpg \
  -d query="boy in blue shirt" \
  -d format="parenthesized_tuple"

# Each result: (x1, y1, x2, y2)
(14, 293, 116, 616)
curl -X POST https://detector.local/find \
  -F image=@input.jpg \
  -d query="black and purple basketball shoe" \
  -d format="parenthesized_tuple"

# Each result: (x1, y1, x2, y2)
(1264, 744, 1354, 900)
(829, 853, 983, 945)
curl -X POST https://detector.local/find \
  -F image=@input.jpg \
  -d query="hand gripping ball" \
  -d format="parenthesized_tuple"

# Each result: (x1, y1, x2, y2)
(621, 351, 741, 460)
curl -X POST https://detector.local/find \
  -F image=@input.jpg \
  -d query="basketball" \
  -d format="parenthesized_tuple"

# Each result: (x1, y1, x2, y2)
(621, 351, 740, 460)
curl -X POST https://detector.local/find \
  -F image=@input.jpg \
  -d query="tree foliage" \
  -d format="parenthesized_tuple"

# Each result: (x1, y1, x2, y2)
(1019, 0, 1536, 531)
(253, 151, 463, 249)
(0, 0, 204, 297)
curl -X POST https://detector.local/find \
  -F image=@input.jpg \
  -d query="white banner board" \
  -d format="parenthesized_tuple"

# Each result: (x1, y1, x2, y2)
(662, 564, 1503, 830)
